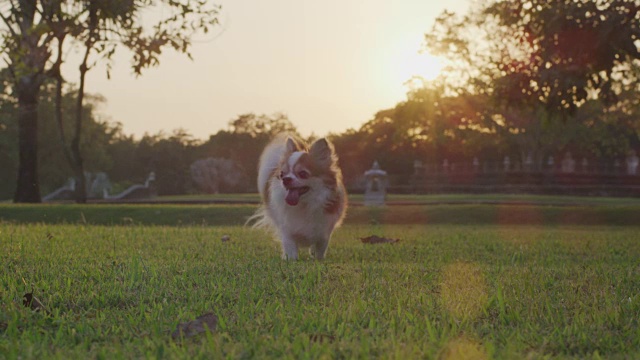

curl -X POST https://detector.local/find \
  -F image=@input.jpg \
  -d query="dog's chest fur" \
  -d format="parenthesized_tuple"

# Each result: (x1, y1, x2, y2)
(266, 176, 339, 244)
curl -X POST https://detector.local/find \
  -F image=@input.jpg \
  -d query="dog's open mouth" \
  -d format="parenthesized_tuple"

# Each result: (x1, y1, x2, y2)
(285, 186, 310, 206)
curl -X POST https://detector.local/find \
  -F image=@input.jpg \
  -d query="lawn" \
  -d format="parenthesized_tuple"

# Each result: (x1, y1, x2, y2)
(1, 199, 639, 358)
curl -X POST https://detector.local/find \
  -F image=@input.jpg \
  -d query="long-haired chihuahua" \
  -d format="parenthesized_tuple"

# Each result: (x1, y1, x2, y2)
(249, 134, 347, 260)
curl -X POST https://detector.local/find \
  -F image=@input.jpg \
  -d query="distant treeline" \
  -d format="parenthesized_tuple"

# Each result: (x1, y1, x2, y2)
(0, 81, 638, 200)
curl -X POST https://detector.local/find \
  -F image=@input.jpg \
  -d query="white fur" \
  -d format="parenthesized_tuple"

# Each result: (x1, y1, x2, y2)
(250, 134, 346, 260)
(287, 151, 305, 169)
(257, 135, 288, 197)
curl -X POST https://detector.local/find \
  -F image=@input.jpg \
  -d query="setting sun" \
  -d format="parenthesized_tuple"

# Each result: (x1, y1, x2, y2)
(379, 39, 450, 106)
(400, 51, 446, 82)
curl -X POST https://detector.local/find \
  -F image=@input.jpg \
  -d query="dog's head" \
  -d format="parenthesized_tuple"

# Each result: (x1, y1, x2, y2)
(278, 137, 340, 206)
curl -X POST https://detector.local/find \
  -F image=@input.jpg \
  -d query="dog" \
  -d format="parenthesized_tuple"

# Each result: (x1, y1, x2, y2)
(249, 134, 347, 260)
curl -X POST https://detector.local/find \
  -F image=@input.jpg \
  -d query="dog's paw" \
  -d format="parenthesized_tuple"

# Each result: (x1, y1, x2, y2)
(281, 252, 298, 261)
(309, 245, 327, 260)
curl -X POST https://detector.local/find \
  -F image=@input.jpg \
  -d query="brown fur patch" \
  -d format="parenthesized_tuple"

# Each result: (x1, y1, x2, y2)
(292, 233, 308, 244)
(293, 152, 341, 190)
(324, 193, 343, 214)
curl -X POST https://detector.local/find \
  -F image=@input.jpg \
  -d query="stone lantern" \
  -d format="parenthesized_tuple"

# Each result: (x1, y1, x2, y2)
(364, 161, 388, 206)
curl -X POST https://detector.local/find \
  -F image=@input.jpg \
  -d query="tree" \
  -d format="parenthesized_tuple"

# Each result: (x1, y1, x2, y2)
(0, 80, 121, 199)
(147, 129, 199, 195)
(1, 0, 220, 202)
(423, 0, 640, 167)
(105, 128, 139, 188)
(427, 1, 640, 112)
(485, 0, 640, 113)
(0, 69, 17, 199)
(105, 129, 201, 196)
(0, 0, 57, 202)
(228, 112, 299, 138)
(328, 128, 368, 184)
(38, 84, 117, 195)
(200, 113, 301, 187)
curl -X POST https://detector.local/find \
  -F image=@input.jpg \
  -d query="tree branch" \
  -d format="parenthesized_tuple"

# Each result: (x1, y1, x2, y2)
(51, 34, 74, 167)
(0, 7, 18, 38)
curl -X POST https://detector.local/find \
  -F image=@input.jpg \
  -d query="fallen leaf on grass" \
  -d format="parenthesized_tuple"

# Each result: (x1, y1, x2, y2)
(309, 333, 336, 343)
(360, 235, 400, 244)
(171, 313, 218, 340)
(23, 292, 49, 314)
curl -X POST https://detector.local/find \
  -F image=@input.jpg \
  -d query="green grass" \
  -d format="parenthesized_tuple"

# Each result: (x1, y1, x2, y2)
(2, 200, 640, 227)
(0, 204, 255, 226)
(1, 203, 640, 358)
(139, 193, 640, 207)
(371, 193, 640, 206)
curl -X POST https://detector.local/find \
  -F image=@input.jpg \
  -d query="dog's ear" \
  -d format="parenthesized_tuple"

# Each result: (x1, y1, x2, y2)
(309, 138, 335, 168)
(286, 137, 303, 153)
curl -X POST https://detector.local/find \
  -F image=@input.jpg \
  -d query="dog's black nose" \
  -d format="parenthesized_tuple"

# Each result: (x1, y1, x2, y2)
(282, 176, 293, 187)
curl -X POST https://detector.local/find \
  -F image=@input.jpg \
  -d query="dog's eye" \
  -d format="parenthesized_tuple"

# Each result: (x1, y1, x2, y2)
(298, 170, 310, 179)
(278, 171, 284, 179)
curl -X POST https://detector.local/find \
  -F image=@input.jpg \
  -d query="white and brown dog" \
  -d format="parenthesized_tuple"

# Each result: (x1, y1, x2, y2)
(250, 134, 347, 260)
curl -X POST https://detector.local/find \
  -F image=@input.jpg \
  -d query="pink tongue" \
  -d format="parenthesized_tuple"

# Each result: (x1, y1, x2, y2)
(285, 189, 300, 206)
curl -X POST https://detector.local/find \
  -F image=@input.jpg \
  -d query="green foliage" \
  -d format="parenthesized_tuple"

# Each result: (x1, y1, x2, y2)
(228, 112, 298, 138)
(0, 1, 222, 79)
(1, 0, 221, 202)
(0, 204, 639, 358)
(37, 83, 117, 194)
(134, 130, 199, 195)
(485, 0, 640, 112)
(0, 82, 116, 199)
(105, 112, 300, 196)
(199, 113, 301, 188)
(427, 0, 640, 113)
(0, 82, 118, 198)
(417, 0, 640, 169)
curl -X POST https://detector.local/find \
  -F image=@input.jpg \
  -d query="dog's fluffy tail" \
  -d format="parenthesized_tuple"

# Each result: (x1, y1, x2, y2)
(256, 134, 289, 200)
(247, 134, 291, 229)
(245, 206, 272, 229)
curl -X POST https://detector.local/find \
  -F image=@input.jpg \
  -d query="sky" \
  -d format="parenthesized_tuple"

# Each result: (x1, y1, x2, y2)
(81, 0, 471, 140)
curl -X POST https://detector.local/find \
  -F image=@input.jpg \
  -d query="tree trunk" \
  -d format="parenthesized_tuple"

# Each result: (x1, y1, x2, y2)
(13, 79, 41, 203)
(71, 61, 90, 204)
(70, 7, 98, 204)
(71, 138, 87, 203)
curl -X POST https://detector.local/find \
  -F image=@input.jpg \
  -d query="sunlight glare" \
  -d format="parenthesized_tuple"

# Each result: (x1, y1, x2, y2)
(440, 262, 488, 320)
(401, 51, 446, 82)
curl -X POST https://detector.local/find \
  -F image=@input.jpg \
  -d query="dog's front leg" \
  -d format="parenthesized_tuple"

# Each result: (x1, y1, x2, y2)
(310, 237, 329, 260)
(280, 234, 299, 260)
